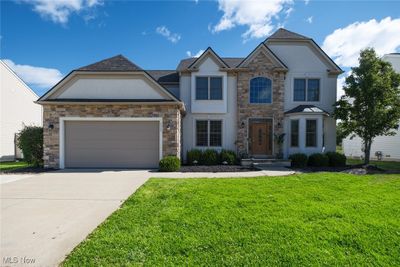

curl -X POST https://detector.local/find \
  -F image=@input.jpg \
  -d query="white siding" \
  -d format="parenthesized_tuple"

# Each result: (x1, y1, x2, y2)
(190, 57, 228, 114)
(56, 77, 166, 99)
(0, 61, 42, 161)
(343, 132, 400, 161)
(268, 43, 337, 113)
(182, 74, 237, 160)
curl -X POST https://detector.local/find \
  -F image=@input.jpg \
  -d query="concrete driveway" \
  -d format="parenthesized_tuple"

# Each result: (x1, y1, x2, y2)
(0, 170, 150, 267)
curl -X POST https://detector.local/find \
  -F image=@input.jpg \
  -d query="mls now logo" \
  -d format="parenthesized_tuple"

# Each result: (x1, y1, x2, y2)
(3, 256, 36, 264)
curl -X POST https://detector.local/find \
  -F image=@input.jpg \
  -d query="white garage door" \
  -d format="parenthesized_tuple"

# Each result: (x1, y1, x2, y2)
(64, 121, 160, 168)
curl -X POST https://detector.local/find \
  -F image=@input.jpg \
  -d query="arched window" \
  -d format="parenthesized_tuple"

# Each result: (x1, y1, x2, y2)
(250, 77, 272, 103)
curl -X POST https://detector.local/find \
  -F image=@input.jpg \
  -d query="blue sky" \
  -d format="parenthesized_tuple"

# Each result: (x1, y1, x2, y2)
(1, 0, 400, 96)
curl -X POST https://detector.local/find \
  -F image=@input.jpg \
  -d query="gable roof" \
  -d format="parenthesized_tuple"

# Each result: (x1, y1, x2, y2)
(78, 55, 142, 72)
(267, 28, 309, 40)
(177, 57, 243, 71)
(38, 55, 181, 103)
(265, 28, 343, 74)
(185, 47, 230, 71)
(236, 43, 288, 70)
(1, 60, 39, 98)
(284, 105, 330, 115)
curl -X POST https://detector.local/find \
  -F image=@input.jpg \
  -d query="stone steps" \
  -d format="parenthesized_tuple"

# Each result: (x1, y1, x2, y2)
(241, 158, 291, 168)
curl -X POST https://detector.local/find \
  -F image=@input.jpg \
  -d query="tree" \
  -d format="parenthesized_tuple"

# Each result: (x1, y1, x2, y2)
(334, 48, 400, 165)
(336, 122, 347, 146)
(17, 126, 43, 167)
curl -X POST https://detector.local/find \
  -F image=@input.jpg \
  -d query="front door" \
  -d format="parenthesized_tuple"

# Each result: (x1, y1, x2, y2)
(250, 120, 272, 156)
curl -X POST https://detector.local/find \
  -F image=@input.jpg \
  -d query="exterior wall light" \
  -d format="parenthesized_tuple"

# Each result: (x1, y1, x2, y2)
(48, 124, 54, 129)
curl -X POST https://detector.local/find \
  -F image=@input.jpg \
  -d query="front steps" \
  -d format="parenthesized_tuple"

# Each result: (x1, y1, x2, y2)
(241, 158, 291, 168)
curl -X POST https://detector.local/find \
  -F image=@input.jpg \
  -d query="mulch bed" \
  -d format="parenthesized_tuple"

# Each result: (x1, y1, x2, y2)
(0, 167, 55, 174)
(179, 165, 261, 173)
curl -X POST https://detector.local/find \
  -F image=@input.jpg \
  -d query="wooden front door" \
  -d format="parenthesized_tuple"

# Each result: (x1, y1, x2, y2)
(250, 121, 272, 156)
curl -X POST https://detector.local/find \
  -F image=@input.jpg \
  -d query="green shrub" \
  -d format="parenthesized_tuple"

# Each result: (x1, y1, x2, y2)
(187, 149, 203, 165)
(308, 153, 329, 167)
(288, 153, 308, 168)
(325, 152, 347, 167)
(17, 126, 43, 167)
(202, 149, 219, 165)
(159, 156, 180, 172)
(219, 150, 237, 165)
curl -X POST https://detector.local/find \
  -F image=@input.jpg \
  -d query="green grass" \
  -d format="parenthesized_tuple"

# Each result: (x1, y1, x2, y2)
(347, 158, 400, 171)
(0, 161, 31, 171)
(63, 173, 400, 266)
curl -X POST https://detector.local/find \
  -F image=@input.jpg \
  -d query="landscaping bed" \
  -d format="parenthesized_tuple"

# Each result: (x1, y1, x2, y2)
(63, 173, 400, 266)
(179, 165, 260, 172)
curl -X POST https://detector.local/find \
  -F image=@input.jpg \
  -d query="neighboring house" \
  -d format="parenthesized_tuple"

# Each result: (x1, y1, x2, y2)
(0, 60, 42, 161)
(343, 53, 400, 161)
(37, 28, 342, 169)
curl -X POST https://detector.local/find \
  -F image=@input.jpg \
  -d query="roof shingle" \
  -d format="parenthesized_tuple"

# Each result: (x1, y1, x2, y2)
(177, 57, 244, 71)
(267, 28, 309, 40)
(77, 55, 143, 71)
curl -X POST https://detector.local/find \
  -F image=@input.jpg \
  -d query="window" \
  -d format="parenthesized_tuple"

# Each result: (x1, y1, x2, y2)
(196, 120, 222, 147)
(250, 77, 272, 103)
(293, 78, 320, 102)
(290, 120, 299, 147)
(306, 119, 317, 147)
(196, 121, 208, 146)
(195, 77, 223, 100)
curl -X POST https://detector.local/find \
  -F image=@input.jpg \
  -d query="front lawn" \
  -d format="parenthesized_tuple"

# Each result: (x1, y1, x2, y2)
(63, 173, 400, 266)
(0, 161, 31, 172)
(347, 158, 400, 171)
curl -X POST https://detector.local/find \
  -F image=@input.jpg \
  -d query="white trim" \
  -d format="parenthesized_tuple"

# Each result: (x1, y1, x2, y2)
(59, 117, 163, 169)
(193, 118, 224, 149)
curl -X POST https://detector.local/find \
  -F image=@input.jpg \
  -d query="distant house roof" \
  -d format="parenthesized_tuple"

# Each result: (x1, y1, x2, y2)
(77, 55, 143, 72)
(146, 70, 179, 83)
(267, 28, 309, 40)
(285, 105, 330, 115)
(177, 57, 244, 71)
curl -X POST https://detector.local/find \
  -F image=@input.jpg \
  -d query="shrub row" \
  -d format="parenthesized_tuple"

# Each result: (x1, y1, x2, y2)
(289, 152, 346, 168)
(17, 126, 43, 167)
(186, 149, 237, 165)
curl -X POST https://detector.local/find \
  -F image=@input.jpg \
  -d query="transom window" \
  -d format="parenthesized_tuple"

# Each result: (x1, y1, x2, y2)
(196, 120, 222, 147)
(306, 119, 317, 147)
(250, 77, 272, 103)
(195, 77, 223, 100)
(290, 120, 299, 147)
(294, 78, 320, 102)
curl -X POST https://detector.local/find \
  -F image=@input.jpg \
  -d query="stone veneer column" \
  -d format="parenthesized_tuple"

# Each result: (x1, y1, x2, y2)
(236, 52, 286, 157)
(42, 104, 181, 169)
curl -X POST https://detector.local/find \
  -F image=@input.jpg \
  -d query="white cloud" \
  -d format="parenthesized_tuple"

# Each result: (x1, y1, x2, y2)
(156, 26, 181, 44)
(304, 0, 310, 5)
(322, 17, 400, 67)
(212, 0, 293, 40)
(306, 16, 313, 24)
(20, 0, 102, 24)
(186, 49, 205, 58)
(3, 59, 63, 88)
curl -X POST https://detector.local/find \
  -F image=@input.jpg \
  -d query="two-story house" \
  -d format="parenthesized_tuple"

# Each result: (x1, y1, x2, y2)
(37, 28, 342, 169)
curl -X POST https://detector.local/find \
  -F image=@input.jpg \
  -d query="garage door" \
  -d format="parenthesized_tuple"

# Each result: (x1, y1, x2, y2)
(64, 121, 160, 168)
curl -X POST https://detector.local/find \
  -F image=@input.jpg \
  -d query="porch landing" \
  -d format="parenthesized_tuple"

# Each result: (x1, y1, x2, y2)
(241, 158, 291, 168)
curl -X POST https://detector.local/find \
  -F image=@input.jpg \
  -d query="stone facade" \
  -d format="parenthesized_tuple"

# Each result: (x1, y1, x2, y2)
(42, 104, 181, 168)
(236, 51, 286, 157)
